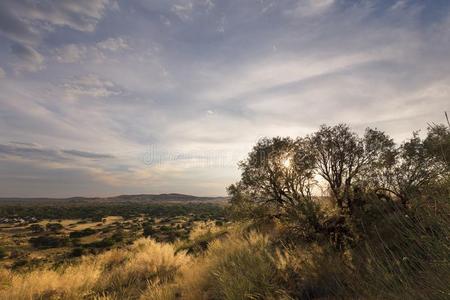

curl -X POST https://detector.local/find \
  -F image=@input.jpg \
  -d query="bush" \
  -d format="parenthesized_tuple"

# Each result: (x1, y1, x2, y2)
(29, 224, 44, 233)
(112, 230, 124, 242)
(70, 247, 84, 257)
(143, 225, 155, 237)
(29, 236, 69, 249)
(86, 238, 115, 249)
(159, 225, 172, 232)
(45, 222, 63, 233)
(69, 228, 96, 238)
(0, 247, 7, 259)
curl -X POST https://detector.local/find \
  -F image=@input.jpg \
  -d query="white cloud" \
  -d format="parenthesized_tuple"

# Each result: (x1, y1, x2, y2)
(1, 1, 449, 197)
(53, 37, 129, 64)
(198, 51, 391, 102)
(170, 0, 215, 21)
(171, 2, 194, 20)
(54, 44, 88, 63)
(0, 0, 114, 45)
(17, 0, 111, 32)
(0, 67, 5, 78)
(391, 0, 409, 11)
(289, 0, 335, 17)
(0, 0, 116, 74)
(63, 74, 121, 100)
(97, 37, 129, 52)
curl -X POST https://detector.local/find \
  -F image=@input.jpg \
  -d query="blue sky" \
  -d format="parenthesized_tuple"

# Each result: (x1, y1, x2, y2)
(0, 0, 449, 197)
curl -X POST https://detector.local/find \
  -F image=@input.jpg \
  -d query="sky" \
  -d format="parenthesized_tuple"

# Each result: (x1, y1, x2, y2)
(0, 0, 449, 198)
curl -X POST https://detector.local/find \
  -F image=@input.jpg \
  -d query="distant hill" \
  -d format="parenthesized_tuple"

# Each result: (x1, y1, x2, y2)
(0, 193, 228, 206)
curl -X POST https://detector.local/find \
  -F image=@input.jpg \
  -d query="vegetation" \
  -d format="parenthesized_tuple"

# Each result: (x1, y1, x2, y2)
(0, 123, 448, 299)
(0, 203, 224, 220)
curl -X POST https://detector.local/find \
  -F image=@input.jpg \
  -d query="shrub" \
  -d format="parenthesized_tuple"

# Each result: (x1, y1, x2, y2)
(0, 247, 7, 259)
(69, 228, 96, 238)
(143, 225, 155, 237)
(29, 236, 68, 249)
(86, 238, 115, 249)
(45, 222, 64, 233)
(71, 247, 85, 257)
(28, 224, 44, 233)
(112, 230, 124, 242)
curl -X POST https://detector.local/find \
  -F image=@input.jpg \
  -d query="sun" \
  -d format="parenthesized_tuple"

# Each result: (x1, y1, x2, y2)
(282, 156, 292, 168)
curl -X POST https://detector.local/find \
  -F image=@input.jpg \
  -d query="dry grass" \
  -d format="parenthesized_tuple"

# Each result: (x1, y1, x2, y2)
(1, 208, 448, 299)
(0, 238, 189, 300)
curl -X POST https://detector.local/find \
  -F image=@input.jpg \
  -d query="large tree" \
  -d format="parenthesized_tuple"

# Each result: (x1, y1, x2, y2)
(231, 137, 320, 229)
(229, 123, 449, 227)
(309, 124, 395, 212)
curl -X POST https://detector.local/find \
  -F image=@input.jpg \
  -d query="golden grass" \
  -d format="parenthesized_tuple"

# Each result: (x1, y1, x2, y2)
(0, 238, 189, 300)
(0, 223, 283, 300)
(1, 209, 448, 299)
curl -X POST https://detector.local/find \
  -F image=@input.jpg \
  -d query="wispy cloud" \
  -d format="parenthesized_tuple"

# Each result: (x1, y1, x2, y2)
(63, 74, 121, 100)
(0, 0, 115, 74)
(0, 0, 449, 197)
(0, 143, 114, 162)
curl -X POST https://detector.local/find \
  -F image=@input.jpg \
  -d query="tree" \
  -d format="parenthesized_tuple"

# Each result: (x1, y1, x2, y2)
(386, 132, 447, 206)
(309, 124, 395, 212)
(230, 137, 321, 232)
(424, 124, 450, 170)
(229, 123, 449, 251)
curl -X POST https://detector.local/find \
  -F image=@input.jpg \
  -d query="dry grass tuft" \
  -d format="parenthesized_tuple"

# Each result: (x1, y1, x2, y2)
(0, 238, 189, 300)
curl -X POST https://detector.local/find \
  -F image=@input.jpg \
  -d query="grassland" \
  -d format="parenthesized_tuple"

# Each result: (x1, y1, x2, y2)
(0, 197, 226, 273)
(0, 196, 448, 300)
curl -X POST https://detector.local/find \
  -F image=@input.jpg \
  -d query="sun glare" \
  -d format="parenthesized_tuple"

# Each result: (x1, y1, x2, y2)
(282, 157, 292, 168)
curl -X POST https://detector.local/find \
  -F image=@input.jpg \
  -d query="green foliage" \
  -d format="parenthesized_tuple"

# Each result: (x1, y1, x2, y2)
(229, 123, 450, 250)
(424, 123, 450, 169)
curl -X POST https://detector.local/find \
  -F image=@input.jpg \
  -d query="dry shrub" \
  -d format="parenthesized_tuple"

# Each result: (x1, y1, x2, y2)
(175, 221, 229, 255)
(188, 221, 222, 241)
(94, 239, 190, 298)
(139, 280, 178, 300)
(0, 261, 101, 300)
(179, 230, 287, 300)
